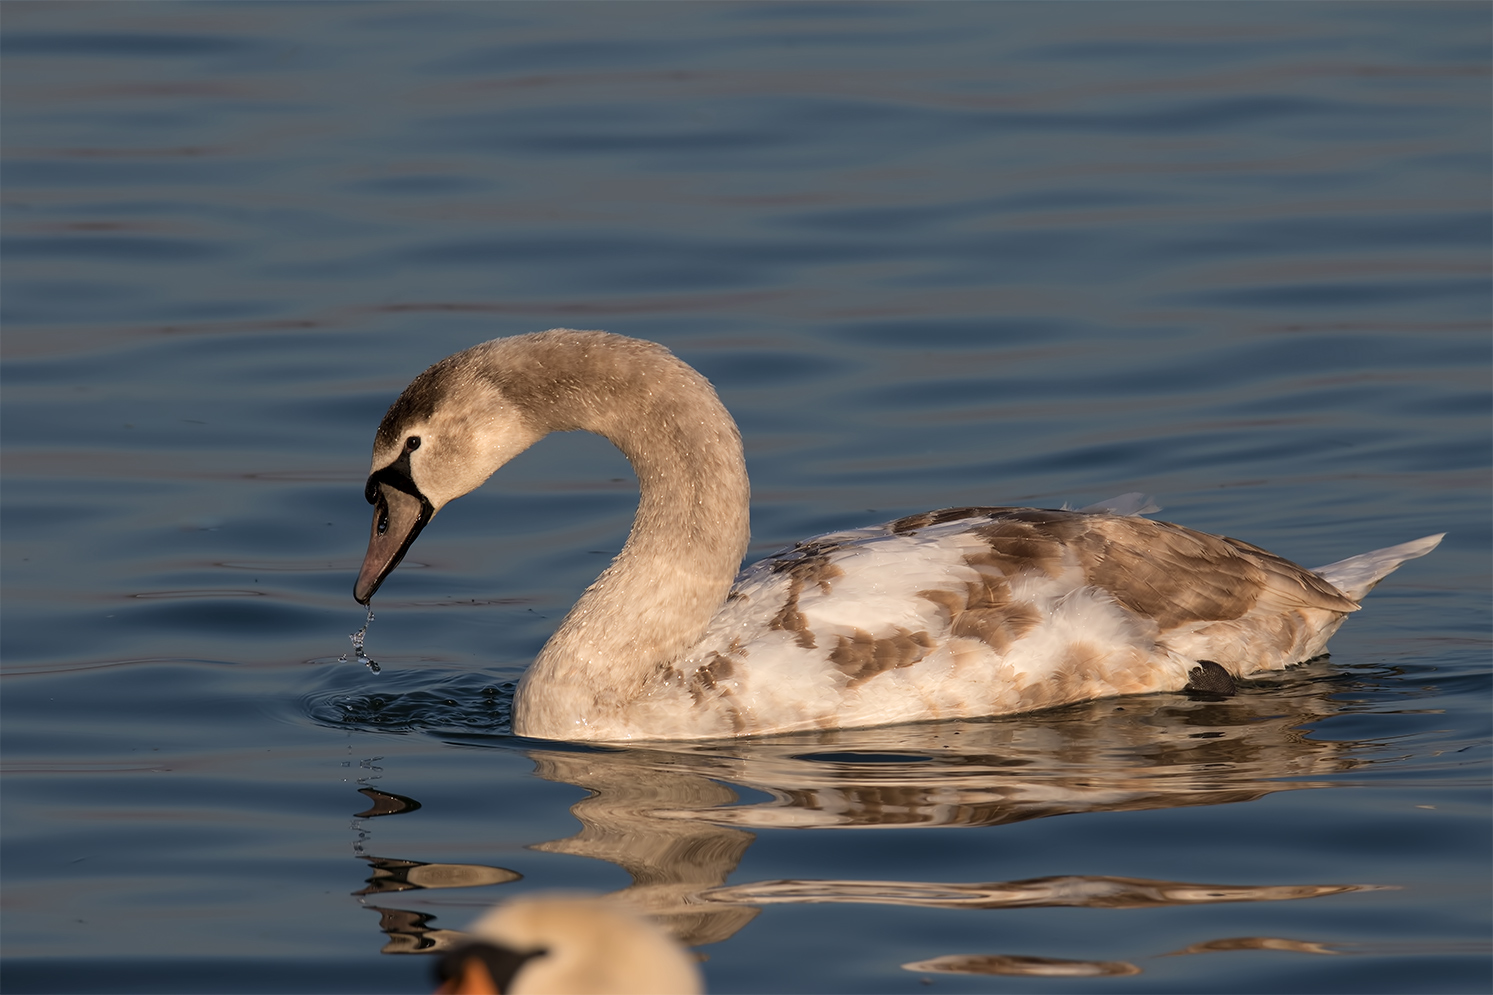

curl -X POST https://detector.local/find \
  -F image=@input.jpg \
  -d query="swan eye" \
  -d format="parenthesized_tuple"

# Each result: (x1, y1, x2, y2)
(405, 436, 421, 451)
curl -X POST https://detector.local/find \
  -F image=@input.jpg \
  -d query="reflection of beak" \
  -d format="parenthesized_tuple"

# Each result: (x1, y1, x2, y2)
(354, 478, 434, 605)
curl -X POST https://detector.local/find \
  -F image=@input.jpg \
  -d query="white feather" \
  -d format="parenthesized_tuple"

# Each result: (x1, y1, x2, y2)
(1313, 533, 1444, 602)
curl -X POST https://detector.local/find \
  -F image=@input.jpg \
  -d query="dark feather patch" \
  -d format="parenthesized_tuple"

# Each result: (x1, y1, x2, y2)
(891, 506, 1014, 534)
(919, 571, 1041, 655)
(374, 356, 456, 450)
(766, 543, 845, 649)
(947, 510, 1355, 631)
(831, 627, 934, 687)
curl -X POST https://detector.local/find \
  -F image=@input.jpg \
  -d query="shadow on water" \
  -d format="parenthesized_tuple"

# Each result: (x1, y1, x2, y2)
(309, 663, 1402, 979)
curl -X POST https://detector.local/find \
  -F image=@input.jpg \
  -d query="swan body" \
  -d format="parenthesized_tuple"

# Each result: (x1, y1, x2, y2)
(355, 329, 1441, 742)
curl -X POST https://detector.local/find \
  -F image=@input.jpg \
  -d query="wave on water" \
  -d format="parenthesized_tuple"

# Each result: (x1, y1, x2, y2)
(302, 665, 516, 736)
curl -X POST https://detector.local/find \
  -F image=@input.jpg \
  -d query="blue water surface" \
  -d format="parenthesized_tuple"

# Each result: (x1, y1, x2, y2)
(3, 4, 1489, 993)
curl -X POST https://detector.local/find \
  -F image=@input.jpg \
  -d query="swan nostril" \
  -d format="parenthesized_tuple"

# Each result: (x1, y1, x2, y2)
(377, 510, 389, 535)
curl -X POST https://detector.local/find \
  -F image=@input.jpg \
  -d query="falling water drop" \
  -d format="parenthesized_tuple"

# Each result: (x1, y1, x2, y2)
(339, 607, 381, 674)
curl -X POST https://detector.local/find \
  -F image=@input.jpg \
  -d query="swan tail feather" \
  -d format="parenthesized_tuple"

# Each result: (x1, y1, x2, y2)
(1312, 533, 1443, 603)
(1072, 493, 1161, 517)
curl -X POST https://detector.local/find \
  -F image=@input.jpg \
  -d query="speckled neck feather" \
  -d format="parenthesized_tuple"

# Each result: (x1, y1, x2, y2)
(455, 333, 752, 739)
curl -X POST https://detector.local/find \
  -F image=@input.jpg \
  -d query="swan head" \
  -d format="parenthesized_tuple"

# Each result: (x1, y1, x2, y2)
(355, 353, 543, 605)
(434, 894, 702, 995)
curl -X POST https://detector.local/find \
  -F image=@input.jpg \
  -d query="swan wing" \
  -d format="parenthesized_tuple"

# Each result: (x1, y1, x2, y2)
(672, 508, 1364, 736)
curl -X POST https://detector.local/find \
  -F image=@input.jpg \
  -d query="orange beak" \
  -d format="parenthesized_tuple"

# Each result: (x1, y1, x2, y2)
(434, 954, 500, 994)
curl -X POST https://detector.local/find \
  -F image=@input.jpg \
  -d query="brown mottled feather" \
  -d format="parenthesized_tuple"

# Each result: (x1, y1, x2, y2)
(766, 549, 844, 649)
(896, 507, 1356, 628)
(831, 627, 935, 687)
(1079, 517, 1357, 623)
(887, 508, 1363, 683)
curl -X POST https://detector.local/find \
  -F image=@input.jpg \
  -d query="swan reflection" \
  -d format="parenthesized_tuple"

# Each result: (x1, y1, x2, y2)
(900, 933, 1351, 979)
(530, 678, 1358, 839)
(903, 953, 1143, 978)
(354, 855, 519, 897)
(347, 676, 1384, 973)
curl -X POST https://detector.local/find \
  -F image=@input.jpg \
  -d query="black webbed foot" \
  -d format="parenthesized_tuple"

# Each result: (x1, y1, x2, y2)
(1183, 660, 1238, 698)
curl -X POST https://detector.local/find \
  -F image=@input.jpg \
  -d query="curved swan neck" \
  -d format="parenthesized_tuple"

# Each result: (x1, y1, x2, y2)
(482, 332, 749, 735)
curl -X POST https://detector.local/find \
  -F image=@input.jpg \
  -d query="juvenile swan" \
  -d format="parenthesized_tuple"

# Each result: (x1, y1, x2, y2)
(355, 329, 1441, 742)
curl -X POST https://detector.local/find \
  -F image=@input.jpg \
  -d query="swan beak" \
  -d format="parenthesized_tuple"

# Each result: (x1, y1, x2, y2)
(434, 942, 541, 995)
(354, 479, 434, 605)
(433, 952, 501, 994)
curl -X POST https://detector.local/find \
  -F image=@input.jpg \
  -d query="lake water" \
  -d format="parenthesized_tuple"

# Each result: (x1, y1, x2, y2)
(3, 3, 1489, 993)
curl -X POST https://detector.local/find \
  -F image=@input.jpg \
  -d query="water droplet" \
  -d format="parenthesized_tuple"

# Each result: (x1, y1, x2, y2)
(339, 607, 381, 673)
